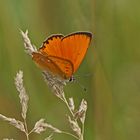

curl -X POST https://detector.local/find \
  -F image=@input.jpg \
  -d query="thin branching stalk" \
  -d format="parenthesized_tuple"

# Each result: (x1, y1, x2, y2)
(24, 119, 29, 140)
(0, 30, 88, 140)
(62, 94, 75, 117)
(61, 94, 82, 138)
(61, 131, 79, 139)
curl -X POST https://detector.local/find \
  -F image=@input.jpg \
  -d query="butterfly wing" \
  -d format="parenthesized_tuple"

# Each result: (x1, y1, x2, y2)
(38, 34, 74, 78)
(39, 34, 64, 56)
(47, 56, 74, 79)
(32, 52, 73, 79)
(35, 32, 92, 79)
(39, 32, 92, 73)
(61, 32, 92, 73)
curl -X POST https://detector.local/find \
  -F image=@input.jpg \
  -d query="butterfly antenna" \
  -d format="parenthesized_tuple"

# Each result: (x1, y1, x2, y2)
(74, 73, 93, 79)
(73, 78, 87, 92)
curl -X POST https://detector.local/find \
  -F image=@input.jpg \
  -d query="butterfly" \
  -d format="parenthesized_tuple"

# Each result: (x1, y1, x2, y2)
(32, 32, 92, 81)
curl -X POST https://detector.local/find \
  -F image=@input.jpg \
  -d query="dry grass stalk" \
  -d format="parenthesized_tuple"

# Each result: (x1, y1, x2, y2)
(43, 71, 87, 140)
(78, 99, 87, 124)
(69, 97, 75, 112)
(68, 116, 81, 137)
(0, 114, 25, 132)
(15, 70, 29, 119)
(44, 133, 53, 140)
(33, 118, 62, 134)
(42, 71, 66, 101)
(20, 29, 37, 56)
(0, 70, 64, 140)
(0, 30, 88, 140)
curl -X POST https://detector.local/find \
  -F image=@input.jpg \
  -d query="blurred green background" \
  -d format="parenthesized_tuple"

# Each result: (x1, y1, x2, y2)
(0, 0, 140, 140)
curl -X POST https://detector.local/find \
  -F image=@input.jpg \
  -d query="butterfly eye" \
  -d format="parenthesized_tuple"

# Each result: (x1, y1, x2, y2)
(69, 76, 75, 82)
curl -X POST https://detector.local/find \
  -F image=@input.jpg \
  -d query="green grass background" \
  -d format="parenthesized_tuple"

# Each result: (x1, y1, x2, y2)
(0, 0, 140, 140)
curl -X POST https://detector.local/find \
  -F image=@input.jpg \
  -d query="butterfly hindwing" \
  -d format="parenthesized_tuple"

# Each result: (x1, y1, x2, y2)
(48, 56, 74, 79)
(32, 52, 73, 79)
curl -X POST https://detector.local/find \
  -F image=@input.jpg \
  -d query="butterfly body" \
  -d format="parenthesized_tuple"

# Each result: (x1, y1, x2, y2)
(32, 32, 92, 80)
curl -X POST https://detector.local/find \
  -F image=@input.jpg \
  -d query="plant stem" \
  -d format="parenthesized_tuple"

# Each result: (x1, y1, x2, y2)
(61, 93, 83, 140)
(24, 118, 29, 140)
(80, 123, 84, 140)
(62, 94, 75, 117)
(61, 131, 79, 139)
(25, 133, 29, 140)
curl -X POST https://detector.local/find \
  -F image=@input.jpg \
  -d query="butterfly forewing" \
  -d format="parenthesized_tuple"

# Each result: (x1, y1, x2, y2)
(39, 34, 64, 56)
(61, 32, 92, 72)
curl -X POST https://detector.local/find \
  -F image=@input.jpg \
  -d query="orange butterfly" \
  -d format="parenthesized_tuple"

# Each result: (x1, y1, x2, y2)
(32, 32, 92, 80)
